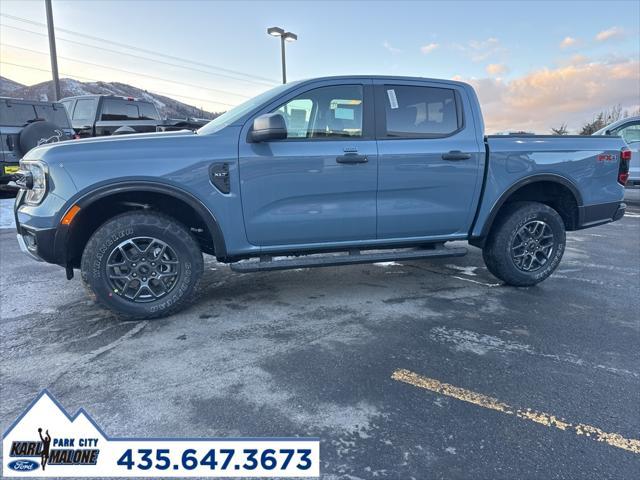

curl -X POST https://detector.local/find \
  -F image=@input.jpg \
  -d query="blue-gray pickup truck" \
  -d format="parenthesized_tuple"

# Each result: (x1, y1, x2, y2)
(13, 76, 630, 319)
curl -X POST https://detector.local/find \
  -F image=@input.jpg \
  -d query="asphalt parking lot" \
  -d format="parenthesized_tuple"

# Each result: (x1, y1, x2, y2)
(1, 194, 639, 479)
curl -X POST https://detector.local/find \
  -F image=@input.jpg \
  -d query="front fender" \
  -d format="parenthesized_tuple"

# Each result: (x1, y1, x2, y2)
(56, 179, 228, 263)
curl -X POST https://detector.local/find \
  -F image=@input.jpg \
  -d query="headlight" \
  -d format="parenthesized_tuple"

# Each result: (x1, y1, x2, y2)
(20, 161, 48, 205)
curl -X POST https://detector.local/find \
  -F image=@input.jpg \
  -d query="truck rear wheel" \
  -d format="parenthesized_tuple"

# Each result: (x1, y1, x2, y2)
(81, 211, 203, 319)
(482, 201, 565, 286)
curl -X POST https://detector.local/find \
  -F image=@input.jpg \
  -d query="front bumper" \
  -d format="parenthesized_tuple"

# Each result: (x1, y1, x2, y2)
(14, 190, 68, 266)
(16, 225, 59, 263)
(17, 232, 43, 262)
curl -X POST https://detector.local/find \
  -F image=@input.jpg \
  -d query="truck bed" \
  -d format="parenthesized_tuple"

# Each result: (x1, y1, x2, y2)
(470, 134, 627, 239)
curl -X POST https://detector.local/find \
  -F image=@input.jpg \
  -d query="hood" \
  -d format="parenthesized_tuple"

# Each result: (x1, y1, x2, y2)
(24, 129, 196, 161)
(71, 129, 195, 145)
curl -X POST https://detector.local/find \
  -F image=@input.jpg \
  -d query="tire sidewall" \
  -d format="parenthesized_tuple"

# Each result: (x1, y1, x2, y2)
(82, 216, 201, 318)
(502, 206, 565, 283)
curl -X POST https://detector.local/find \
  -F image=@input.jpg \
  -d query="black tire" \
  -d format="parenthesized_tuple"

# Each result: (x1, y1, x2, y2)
(482, 201, 565, 286)
(81, 211, 203, 319)
(18, 121, 70, 157)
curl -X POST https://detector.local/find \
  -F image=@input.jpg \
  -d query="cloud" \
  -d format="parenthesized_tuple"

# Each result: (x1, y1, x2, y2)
(568, 54, 590, 66)
(595, 26, 625, 42)
(420, 43, 439, 54)
(383, 41, 402, 54)
(486, 63, 508, 76)
(560, 36, 578, 49)
(463, 57, 639, 133)
(455, 37, 504, 62)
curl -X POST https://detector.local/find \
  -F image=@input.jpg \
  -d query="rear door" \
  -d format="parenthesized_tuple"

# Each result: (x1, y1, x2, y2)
(238, 81, 378, 246)
(374, 80, 483, 239)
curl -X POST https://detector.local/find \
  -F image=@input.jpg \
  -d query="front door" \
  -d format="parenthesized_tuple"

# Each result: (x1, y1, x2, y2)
(238, 82, 377, 247)
(374, 81, 483, 239)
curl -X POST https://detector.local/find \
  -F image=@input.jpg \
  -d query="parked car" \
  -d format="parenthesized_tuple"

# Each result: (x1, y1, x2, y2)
(60, 95, 162, 137)
(0, 98, 74, 194)
(60, 95, 208, 138)
(593, 116, 640, 187)
(14, 76, 629, 319)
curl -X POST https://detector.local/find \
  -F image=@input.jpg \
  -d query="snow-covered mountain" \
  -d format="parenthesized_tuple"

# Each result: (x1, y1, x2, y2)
(0, 76, 221, 119)
(0, 76, 24, 93)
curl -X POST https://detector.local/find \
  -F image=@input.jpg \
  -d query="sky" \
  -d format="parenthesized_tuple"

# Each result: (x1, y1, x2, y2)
(0, 0, 638, 133)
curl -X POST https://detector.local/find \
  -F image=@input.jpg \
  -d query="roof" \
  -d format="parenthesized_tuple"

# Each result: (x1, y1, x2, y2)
(1, 97, 64, 107)
(593, 115, 640, 135)
(294, 75, 471, 88)
(59, 94, 155, 103)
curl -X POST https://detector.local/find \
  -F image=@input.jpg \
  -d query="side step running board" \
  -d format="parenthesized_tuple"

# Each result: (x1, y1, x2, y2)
(230, 245, 467, 273)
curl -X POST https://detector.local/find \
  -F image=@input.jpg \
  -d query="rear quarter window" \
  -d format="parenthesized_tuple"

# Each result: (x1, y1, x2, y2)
(34, 105, 71, 127)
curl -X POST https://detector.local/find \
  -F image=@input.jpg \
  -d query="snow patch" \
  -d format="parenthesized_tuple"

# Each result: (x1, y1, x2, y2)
(374, 261, 401, 267)
(446, 264, 478, 276)
(430, 326, 535, 355)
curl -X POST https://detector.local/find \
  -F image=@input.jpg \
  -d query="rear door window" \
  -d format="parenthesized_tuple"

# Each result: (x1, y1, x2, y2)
(73, 99, 96, 121)
(101, 99, 140, 121)
(380, 85, 461, 138)
(0, 103, 37, 126)
(34, 105, 71, 127)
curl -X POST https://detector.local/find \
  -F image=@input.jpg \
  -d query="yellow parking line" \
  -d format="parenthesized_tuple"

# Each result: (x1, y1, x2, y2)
(391, 369, 640, 454)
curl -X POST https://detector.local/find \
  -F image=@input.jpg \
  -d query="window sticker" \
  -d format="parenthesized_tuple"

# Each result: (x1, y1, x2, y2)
(387, 89, 399, 109)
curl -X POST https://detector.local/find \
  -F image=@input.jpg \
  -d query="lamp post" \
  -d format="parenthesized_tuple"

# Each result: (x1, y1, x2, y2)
(267, 26, 297, 84)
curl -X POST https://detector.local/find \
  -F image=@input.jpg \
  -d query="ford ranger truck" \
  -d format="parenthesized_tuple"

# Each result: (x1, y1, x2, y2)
(13, 76, 629, 319)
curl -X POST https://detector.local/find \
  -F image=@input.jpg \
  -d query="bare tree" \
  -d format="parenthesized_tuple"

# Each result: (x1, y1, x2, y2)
(551, 123, 569, 135)
(579, 105, 627, 135)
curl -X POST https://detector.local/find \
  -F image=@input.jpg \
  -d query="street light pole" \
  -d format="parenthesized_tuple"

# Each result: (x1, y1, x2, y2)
(280, 34, 286, 84)
(267, 27, 297, 84)
(44, 0, 61, 100)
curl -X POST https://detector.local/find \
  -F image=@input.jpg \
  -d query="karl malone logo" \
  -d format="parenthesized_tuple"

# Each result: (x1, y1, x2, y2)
(4, 390, 102, 474)
(9, 427, 99, 471)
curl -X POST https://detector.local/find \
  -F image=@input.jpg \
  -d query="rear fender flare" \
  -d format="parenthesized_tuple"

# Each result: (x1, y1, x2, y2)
(471, 173, 583, 244)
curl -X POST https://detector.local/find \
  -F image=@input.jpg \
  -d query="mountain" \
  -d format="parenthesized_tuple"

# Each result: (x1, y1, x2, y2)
(0, 76, 24, 93)
(0, 76, 221, 119)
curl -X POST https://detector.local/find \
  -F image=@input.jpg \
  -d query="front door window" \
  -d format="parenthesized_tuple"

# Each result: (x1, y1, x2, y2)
(274, 85, 363, 139)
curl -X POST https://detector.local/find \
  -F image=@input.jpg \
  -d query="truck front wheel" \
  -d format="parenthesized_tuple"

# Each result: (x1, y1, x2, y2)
(482, 201, 566, 286)
(81, 211, 203, 319)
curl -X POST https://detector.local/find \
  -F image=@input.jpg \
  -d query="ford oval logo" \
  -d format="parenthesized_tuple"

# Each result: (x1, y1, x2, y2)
(8, 459, 39, 471)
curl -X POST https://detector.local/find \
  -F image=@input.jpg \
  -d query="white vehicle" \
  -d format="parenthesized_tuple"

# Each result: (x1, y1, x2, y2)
(594, 116, 640, 186)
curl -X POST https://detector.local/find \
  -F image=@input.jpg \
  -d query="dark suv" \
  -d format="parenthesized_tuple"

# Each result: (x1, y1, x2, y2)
(0, 98, 74, 193)
(60, 95, 161, 138)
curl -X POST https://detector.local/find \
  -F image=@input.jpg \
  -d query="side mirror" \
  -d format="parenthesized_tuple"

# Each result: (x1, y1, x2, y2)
(249, 113, 287, 142)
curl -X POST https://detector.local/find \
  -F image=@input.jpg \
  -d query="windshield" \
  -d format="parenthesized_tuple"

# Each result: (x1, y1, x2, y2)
(198, 82, 299, 135)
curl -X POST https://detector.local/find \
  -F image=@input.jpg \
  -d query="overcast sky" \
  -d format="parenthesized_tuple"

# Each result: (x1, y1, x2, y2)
(1, 0, 638, 133)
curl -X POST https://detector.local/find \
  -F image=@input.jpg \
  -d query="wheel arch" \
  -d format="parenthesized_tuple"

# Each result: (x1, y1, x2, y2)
(58, 181, 227, 267)
(470, 174, 582, 248)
